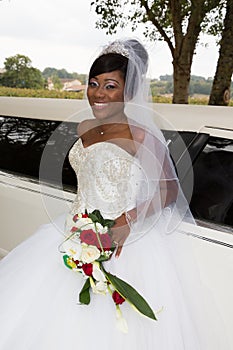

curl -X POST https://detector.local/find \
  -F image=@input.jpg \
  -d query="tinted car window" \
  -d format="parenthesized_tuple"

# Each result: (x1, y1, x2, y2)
(0, 116, 78, 191)
(1, 117, 197, 191)
(190, 136, 233, 227)
(1, 116, 232, 228)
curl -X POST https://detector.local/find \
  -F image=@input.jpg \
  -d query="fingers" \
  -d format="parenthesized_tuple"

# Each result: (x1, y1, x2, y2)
(112, 235, 127, 258)
(115, 245, 122, 258)
(111, 215, 130, 258)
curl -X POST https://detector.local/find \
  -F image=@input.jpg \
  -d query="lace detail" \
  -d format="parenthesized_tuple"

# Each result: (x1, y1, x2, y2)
(68, 138, 142, 219)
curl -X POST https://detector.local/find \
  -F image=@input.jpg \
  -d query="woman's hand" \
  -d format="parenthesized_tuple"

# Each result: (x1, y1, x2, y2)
(111, 213, 130, 258)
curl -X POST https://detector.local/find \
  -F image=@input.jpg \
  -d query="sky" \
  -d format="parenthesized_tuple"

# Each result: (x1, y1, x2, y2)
(0, 0, 220, 79)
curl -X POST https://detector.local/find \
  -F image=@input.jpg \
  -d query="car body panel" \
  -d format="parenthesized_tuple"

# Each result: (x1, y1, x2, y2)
(0, 97, 233, 343)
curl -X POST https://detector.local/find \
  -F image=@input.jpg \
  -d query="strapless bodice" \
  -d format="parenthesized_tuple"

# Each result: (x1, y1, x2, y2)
(68, 138, 143, 219)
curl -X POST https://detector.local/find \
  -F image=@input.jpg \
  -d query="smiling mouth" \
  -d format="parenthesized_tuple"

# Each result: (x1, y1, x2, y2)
(93, 102, 108, 110)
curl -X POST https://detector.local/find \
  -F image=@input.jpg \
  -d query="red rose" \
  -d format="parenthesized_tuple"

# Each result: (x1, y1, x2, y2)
(82, 263, 93, 276)
(82, 213, 89, 218)
(112, 291, 125, 305)
(73, 259, 80, 266)
(73, 214, 79, 222)
(98, 233, 112, 250)
(80, 229, 98, 246)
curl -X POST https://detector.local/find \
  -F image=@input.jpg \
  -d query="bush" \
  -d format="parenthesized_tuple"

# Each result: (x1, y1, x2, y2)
(0, 86, 84, 99)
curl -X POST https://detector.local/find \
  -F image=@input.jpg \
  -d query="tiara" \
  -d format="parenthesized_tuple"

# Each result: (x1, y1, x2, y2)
(100, 41, 129, 58)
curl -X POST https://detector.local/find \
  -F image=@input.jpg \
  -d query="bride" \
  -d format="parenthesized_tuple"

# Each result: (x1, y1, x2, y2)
(0, 39, 228, 349)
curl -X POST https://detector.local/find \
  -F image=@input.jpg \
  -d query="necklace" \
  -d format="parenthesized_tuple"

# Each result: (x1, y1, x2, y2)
(96, 121, 125, 136)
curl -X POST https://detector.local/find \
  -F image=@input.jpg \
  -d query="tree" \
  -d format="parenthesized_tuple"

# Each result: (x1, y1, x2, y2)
(51, 74, 63, 90)
(91, 0, 221, 104)
(209, 0, 233, 105)
(0, 54, 45, 89)
(42, 68, 87, 84)
(42, 67, 60, 80)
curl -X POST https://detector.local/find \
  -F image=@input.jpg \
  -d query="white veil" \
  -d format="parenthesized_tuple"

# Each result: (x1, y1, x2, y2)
(98, 38, 195, 239)
(95, 38, 229, 349)
(38, 38, 229, 348)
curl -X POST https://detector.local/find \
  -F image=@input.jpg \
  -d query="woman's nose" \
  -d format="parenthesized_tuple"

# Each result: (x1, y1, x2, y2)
(94, 86, 105, 98)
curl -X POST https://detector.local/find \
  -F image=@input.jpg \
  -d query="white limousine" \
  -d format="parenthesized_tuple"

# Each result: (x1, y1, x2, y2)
(0, 96, 233, 344)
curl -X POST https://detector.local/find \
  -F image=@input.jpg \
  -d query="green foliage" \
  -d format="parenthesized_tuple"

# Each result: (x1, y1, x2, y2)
(103, 268, 157, 320)
(151, 75, 216, 98)
(51, 74, 63, 90)
(0, 86, 84, 99)
(151, 79, 173, 96)
(79, 278, 91, 305)
(159, 75, 173, 82)
(42, 67, 87, 84)
(88, 209, 115, 229)
(91, 0, 222, 41)
(0, 54, 45, 89)
(202, 1, 226, 37)
(0, 85, 232, 105)
(91, 0, 225, 104)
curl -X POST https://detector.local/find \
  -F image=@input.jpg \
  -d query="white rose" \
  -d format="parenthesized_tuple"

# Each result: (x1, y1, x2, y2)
(94, 222, 102, 232)
(96, 223, 108, 234)
(76, 217, 93, 229)
(80, 244, 100, 263)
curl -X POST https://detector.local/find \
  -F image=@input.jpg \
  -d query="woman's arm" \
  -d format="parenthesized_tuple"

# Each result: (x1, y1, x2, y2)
(112, 178, 178, 257)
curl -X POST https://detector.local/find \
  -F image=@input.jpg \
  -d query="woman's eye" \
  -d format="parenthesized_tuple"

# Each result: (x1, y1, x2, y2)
(89, 81, 98, 87)
(106, 84, 116, 89)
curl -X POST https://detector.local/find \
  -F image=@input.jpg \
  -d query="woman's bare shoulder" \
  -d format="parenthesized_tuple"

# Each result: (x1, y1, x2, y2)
(130, 123, 145, 145)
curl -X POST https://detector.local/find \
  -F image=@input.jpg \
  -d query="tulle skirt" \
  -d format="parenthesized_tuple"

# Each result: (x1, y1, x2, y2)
(0, 212, 229, 350)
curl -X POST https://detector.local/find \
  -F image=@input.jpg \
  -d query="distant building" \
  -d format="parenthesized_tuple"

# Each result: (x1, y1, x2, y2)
(0, 68, 6, 75)
(62, 79, 86, 92)
(47, 78, 54, 90)
(47, 78, 86, 92)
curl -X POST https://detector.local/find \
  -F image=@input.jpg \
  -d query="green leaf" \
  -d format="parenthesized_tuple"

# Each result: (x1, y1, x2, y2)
(103, 219, 115, 229)
(63, 255, 73, 269)
(89, 209, 115, 229)
(103, 269, 157, 321)
(89, 210, 104, 226)
(79, 278, 91, 305)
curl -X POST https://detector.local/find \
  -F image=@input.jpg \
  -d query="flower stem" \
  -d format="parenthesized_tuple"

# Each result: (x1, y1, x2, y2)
(94, 223, 105, 255)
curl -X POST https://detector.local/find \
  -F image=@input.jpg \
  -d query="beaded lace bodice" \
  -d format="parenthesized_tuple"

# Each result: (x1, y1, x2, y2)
(68, 138, 143, 219)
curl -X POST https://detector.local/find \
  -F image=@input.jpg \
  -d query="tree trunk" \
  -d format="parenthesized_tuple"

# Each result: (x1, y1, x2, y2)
(172, 54, 192, 104)
(209, 0, 233, 106)
(92, 0, 221, 104)
(170, 0, 206, 104)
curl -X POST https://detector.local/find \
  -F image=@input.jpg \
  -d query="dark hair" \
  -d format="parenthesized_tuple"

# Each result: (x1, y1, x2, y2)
(88, 40, 149, 99)
(89, 53, 128, 81)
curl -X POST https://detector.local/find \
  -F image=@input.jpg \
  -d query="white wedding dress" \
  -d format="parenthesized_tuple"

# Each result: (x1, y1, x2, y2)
(0, 138, 228, 350)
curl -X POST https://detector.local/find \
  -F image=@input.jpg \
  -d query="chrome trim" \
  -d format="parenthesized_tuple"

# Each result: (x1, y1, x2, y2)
(1, 173, 233, 249)
(181, 231, 233, 249)
(0, 178, 73, 203)
(205, 125, 233, 132)
(0, 170, 63, 190)
(1, 183, 233, 249)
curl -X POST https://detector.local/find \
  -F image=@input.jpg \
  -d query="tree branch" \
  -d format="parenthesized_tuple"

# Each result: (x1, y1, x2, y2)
(140, 0, 175, 57)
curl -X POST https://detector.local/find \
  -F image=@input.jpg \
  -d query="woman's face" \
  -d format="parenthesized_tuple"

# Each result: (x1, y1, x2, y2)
(87, 70, 125, 121)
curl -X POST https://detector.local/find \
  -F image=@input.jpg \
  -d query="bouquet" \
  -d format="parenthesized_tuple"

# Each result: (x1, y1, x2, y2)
(60, 209, 156, 332)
